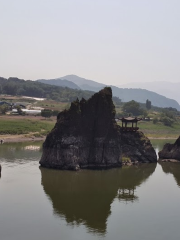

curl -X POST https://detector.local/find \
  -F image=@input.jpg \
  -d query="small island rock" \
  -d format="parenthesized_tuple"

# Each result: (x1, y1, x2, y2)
(158, 136, 180, 161)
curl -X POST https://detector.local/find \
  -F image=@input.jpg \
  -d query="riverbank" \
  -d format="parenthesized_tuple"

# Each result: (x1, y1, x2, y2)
(0, 134, 46, 143)
(0, 134, 177, 143)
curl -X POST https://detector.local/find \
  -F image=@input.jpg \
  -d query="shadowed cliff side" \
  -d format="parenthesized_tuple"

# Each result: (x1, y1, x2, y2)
(40, 87, 121, 170)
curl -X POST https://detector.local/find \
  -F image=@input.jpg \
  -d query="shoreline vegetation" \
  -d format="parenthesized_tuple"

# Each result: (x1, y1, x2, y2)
(0, 115, 55, 143)
(0, 115, 178, 143)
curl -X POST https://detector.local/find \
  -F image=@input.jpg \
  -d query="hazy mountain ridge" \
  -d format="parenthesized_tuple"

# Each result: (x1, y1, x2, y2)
(55, 75, 180, 110)
(118, 81, 180, 104)
(60, 75, 106, 92)
(110, 86, 180, 109)
(37, 78, 80, 90)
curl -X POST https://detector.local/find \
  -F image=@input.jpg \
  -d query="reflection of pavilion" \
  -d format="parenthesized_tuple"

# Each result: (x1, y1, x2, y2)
(117, 188, 138, 202)
(119, 117, 142, 132)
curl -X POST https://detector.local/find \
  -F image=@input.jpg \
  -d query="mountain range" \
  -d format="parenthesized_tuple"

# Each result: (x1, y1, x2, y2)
(118, 81, 180, 105)
(37, 75, 180, 110)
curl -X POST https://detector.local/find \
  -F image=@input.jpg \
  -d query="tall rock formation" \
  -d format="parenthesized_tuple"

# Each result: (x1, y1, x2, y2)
(40, 87, 122, 170)
(40, 87, 157, 170)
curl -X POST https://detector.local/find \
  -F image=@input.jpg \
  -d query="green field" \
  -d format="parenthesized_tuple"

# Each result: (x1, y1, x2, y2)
(34, 100, 70, 111)
(0, 117, 55, 136)
(127, 121, 180, 138)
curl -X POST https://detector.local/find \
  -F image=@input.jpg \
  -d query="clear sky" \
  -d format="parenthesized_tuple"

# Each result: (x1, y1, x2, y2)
(1, 0, 180, 85)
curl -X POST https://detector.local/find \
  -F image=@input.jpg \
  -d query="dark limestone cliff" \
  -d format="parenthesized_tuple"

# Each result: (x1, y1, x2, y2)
(121, 131, 157, 163)
(40, 87, 157, 170)
(158, 136, 180, 161)
(40, 87, 122, 170)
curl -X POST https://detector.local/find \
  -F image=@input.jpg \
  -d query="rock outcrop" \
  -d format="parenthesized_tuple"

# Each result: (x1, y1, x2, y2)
(40, 87, 122, 170)
(158, 136, 180, 161)
(40, 87, 157, 170)
(121, 131, 157, 163)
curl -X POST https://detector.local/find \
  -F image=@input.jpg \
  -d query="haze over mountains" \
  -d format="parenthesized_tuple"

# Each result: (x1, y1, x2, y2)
(38, 78, 80, 90)
(118, 81, 180, 105)
(37, 75, 180, 110)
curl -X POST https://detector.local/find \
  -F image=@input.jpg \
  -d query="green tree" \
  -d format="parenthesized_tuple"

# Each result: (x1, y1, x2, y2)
(146, 99, 151, 110)
(0, 105, 9, 114)
(52, 110, 60, 116)
(161, 116, 174, 126)
(16, 106, 24, 115)
(123, 100, 142, 116)
(153, 117, 158, 124)
(142, 110, 148, 119)
(41, 109, 52, 118)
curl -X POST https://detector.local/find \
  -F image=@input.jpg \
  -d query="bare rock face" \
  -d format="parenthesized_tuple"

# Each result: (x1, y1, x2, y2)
(40, 87, 122, 170)
(121, 131, 157, 163)
(158, 136, 180, 161)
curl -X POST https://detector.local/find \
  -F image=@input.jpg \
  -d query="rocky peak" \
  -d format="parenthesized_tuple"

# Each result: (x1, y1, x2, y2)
(40, 87, 121, 170)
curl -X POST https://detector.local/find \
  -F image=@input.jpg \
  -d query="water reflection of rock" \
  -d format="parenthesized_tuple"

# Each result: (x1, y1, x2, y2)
(40, 163, 156, 234)
(117, 164, 156, 202)
(159, 162, 180, 187)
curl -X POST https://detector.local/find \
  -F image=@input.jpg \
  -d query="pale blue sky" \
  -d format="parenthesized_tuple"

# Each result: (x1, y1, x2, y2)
(1, 0, 180, 85)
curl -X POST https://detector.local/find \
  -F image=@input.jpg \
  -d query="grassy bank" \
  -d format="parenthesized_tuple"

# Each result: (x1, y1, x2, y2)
(138, 121, 180, 138)
(0, 116, 55, 137)
(117, 120, 180, 139)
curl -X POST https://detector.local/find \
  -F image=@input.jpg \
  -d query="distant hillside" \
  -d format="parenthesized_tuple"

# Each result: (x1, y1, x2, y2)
(0, 77, 93, 102)
(60, 75, 105, 91)
(37, 78, 80, 90)
(110, 86, 180, 110)
(118, 81, 180, 105)
(56, 75, 180, 110)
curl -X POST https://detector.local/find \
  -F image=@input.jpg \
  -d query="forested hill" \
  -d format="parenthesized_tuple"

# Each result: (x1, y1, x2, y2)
(0, 77, 93, 102)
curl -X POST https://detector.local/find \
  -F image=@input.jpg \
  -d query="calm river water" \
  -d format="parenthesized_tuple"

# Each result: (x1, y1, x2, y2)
(0, 139, 180, 240)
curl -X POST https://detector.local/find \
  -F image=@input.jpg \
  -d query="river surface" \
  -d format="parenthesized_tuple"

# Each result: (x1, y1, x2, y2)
(0, 139, 180, 240)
